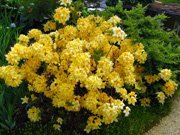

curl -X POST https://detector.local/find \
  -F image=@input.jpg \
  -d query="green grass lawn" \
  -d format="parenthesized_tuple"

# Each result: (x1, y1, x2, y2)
(2, 98, 172, 135)
(160, 0, 180, 3)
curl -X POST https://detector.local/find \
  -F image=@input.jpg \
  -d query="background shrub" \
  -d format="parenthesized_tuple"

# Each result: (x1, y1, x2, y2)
(106, 0, 155, 6)
(90, 3, 180, 81)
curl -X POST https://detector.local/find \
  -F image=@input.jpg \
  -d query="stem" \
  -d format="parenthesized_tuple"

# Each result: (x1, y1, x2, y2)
(106, 45, 113, 57)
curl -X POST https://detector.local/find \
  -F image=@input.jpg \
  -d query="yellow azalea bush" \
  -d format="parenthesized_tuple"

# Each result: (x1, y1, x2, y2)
(0, 1, 178, 133)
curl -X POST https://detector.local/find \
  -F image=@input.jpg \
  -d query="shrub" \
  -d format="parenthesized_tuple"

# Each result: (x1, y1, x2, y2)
(106, 0, 154, 6)
(18, 0, 58, 30)
(0, 0, 178, 134)
(0, 0, 58, 31)
(90, 3, 180, 81)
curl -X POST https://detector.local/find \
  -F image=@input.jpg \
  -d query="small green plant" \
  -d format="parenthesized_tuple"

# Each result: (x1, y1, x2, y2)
(0, 82, 28, 133)
(0, 0, 22, 10)
(0, 10, 21, 65)
(0, 84, 16, 131)
(0, 9, 27, 133)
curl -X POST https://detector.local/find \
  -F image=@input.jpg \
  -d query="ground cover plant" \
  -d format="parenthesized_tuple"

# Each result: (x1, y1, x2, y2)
(0, 0, 179, 134)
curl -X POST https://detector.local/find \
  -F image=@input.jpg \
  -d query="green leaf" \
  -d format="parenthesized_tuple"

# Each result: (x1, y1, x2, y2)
(0, 122, 9, 130)
(0, 89, 4, 107)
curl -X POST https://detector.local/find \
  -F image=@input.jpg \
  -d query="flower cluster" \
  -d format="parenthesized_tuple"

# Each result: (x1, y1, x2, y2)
(59, 0, 72, 6)
(53, 7, 70, 25)
(43, 21, 56, 32)
(0, 5, 178, 133)
(145, 69, 178, 104)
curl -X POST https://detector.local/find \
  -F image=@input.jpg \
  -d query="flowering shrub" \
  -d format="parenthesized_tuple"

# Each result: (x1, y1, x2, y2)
(0, 0, 178, 133)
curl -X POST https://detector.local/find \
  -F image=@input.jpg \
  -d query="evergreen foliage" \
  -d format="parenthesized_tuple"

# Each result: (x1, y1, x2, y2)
(90, 3, 180, 78)
(106, 0, 154, 6)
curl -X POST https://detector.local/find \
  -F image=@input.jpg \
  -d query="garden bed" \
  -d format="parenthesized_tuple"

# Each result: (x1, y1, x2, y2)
(0, 0, 179, 135)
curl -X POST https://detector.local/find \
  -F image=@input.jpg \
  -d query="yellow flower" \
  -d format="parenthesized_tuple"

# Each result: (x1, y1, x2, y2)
(53, 7, 70, 25)
(5, 43, 30, 65)
(43, 21, 56, 32)
(28, 29, 42, 41)
(159, 69, 172, 81)
(62, 25, 77, 41)
(124, 74, 136, 86)
(117, 52, 134, 66)
(156, 92, 166, 104)
(21, 96, 29, 104)
(145, 75, 160, 84)
(96, 101, 122, 124)
(140, 98, 151, 107)
(81, 93, 99, 112)
(27, 106, 41, 122)
(18, 34, 29, 45)
(134, 44, 147, 64)
(57, 117, 63, 124)
(0, 66, 23, 87)
(59, 0, 72, 6)
(116, 88, 128, 100)
(30, 75, 47, 93)
(112, 27, 127, 40)
(108, 15, 121, 25)
(84, 116, 102, 133)
(96, 57, 113, 77)
(53, 124, 61, 131)
(107, 72, 124, 89)
(123, 106, 131, 117)
(84, 75, 104, 91)
(99, 21, 112, 32)
(163, 80, 178, 97)
(127, 92, 137, 106)
(51, 82, 75, 108)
